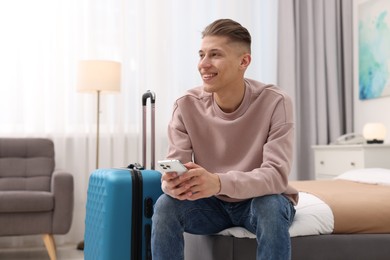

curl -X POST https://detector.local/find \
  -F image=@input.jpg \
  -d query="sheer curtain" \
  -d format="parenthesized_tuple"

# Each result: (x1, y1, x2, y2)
(277, 0, 354, 180)
(0, 0, 278, 247)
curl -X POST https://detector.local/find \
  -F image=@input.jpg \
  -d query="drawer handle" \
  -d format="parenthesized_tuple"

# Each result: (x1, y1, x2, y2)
(350, 162, 355, 166)
(320, 161, 324, 165)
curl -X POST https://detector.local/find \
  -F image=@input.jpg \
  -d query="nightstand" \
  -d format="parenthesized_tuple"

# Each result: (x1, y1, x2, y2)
(312, 144, 390, 179)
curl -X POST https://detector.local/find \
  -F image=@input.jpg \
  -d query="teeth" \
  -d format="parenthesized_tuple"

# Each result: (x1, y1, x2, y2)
(203, 73, 216, 79)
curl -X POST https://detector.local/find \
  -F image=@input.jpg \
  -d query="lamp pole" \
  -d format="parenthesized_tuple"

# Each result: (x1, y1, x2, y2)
(96, 90, 101, 169)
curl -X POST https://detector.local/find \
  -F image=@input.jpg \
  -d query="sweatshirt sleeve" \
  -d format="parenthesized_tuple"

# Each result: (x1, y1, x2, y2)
(165, 101, 193, 163)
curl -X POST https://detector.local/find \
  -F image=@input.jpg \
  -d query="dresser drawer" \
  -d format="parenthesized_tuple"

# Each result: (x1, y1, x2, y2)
(313, 144, 390, 180)
(314, 149, 364, 176)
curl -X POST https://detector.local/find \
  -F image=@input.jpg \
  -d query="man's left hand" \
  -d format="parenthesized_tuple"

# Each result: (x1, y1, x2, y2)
(176, 162, 221, 200)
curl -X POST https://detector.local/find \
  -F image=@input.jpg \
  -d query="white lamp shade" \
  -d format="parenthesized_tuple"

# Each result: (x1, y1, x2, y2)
(362, 123, 387, 141)
(77, 60, 121, 92)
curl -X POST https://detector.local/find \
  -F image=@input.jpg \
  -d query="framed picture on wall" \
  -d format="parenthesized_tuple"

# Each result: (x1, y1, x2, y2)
(358, 0, 390, 100)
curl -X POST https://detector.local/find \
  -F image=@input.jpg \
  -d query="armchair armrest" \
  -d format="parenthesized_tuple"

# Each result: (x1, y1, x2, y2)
(51, 170, 74, 234)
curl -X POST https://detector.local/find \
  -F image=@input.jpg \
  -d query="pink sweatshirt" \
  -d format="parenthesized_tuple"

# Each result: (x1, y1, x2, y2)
(166, 78, 299, 205)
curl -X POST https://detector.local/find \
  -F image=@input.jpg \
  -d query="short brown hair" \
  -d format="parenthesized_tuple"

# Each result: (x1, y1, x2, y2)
(202, 19, 251, 53)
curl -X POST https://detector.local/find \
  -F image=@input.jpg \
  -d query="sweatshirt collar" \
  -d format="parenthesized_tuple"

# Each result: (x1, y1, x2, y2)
(212, 79, 251, 120)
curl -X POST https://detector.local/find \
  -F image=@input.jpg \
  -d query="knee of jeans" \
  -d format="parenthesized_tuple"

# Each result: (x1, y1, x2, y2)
(250, 195, 286, 220)
(152, 194, 178, 223)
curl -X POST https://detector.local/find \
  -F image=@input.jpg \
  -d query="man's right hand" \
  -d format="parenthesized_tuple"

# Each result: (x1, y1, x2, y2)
(161, 172, 192, 200)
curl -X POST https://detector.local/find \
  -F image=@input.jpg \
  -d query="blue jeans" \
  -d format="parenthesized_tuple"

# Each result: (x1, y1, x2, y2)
(151, 194, 296, 260)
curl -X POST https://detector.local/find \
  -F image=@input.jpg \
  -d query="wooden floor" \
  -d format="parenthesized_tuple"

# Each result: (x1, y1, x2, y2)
(0, 244, 83, 260)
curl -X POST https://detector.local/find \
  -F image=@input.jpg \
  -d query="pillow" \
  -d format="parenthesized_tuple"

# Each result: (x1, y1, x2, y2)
(335, 168, 390, 186)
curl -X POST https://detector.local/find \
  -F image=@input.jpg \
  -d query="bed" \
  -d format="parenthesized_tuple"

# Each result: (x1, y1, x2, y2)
(184, 168, 390, 260)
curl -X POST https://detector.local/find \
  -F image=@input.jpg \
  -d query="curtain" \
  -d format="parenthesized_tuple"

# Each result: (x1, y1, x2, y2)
(0, 0, 278, 247)
(277, 0, 354, 180)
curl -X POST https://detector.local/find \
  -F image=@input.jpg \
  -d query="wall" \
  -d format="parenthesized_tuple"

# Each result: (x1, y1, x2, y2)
(353, 0, 390, 143)
(354, 98, 390, 143)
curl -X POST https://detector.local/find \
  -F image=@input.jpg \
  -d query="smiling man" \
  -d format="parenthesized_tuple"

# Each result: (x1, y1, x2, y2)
(151, 19, 298, 260)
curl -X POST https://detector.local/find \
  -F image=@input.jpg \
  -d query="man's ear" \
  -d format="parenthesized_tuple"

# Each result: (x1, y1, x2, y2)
(240, 53, 251, 69)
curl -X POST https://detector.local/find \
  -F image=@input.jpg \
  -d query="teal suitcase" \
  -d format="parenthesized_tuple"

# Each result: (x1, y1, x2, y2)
(84, 91, 162, 260)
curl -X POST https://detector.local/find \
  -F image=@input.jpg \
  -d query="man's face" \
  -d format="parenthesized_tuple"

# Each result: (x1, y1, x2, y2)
(198, 36, 247, 94)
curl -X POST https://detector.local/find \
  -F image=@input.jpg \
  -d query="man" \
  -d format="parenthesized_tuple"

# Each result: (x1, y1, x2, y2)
(152, 19, 299, 260)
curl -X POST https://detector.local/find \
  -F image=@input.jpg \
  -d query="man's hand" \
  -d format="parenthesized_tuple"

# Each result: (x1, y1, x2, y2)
(161, 162, 221, 200)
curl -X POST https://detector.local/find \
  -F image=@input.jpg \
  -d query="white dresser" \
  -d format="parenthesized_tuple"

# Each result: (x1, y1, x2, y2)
(312, 144, 390, 179)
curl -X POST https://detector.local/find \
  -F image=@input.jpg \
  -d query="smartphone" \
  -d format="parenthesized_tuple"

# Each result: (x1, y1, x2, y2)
(157, 159, 188, 175)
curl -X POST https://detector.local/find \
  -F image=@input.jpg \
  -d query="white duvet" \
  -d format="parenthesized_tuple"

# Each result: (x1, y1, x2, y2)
(217, 168, 390, 238)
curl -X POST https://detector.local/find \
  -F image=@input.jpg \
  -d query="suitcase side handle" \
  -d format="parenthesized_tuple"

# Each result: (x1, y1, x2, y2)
(142, 90, 156, 170)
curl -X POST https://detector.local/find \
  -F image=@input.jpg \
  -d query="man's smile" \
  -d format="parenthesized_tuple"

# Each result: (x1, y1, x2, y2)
(202, 73, 218, 81)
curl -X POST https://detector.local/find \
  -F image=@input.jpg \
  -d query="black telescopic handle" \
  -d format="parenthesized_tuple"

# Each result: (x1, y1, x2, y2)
(142, 91, 156, 106)
(142, 90, 156, 170)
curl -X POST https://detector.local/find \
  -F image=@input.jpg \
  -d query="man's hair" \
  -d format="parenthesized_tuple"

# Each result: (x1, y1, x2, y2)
(202, 19, 251, 53)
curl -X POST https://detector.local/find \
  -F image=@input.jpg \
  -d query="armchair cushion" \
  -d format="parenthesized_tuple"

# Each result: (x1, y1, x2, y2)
(0, 191, 53, 213)
(0, 138, 54, 191)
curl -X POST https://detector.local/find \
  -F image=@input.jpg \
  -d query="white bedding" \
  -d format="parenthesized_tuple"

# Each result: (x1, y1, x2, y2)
(335, 168, 390, 185)
(217, 168, 390, 239)
(218, 192, 334, 238)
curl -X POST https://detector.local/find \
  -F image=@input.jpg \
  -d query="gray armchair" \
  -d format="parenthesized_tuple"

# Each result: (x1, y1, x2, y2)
(0, 138, 74, 260)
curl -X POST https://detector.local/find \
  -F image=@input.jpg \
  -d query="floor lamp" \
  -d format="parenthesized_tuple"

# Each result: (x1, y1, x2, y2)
(76, 60, 121, 251)
(77, 60, 121, 169)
